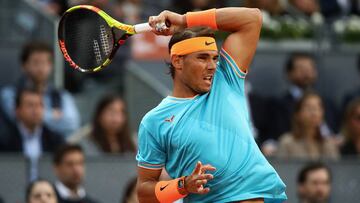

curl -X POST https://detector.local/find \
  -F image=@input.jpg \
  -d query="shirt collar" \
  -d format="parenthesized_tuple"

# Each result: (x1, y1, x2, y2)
(17, 122, 42, 140)
(288, 85, 303, 100)
(55, 181, 86, 200)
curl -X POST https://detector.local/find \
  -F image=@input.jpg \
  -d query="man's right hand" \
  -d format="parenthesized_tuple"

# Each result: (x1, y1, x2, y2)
(183, 161, 216, 195)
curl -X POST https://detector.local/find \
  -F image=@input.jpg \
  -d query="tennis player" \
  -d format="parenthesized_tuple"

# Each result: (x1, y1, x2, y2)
(136, 7, 287, 203)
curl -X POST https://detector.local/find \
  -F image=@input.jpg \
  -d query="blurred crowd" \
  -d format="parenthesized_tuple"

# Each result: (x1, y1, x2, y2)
(1, 0, 360, 203)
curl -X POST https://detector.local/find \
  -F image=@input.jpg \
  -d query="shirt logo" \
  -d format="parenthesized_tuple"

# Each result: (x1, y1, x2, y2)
(164, 115, 175, 122)
(205, 41, 215, 46)
(160, 183, 170, 191)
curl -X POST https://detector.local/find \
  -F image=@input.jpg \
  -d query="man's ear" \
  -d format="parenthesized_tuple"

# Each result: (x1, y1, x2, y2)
(171, 55, 183, 71)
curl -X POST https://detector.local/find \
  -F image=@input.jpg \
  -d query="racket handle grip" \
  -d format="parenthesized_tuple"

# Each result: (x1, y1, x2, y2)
(134, 23, 152, 33)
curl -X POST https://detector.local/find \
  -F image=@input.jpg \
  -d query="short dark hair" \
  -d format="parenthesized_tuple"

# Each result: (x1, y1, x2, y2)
(167, 26, 215, 78)
(286, 52, 315, 74)
(20, 41, 53, 65)
(53, 144, 83, 165)
(297, 162, 332, 185)
(15, 87, 41, 108)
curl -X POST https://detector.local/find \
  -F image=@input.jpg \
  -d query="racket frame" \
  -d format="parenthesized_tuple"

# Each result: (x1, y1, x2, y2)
(58, 5, 141, 73)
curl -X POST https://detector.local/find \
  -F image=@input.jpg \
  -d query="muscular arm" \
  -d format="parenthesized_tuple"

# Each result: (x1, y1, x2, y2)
(150, 7, 262, 72)
(216, 8, 262, 72)
(137, 167, 162, 203)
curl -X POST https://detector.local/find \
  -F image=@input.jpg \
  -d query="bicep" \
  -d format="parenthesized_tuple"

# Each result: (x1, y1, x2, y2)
(222, 10, 262, 72)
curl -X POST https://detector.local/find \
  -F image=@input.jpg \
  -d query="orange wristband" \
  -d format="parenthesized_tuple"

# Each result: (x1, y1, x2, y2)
(155, 177, 187, 203)
(185, 9, 218, 30)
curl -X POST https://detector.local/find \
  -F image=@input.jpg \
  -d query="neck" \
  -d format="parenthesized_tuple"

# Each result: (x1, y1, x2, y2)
(21, 122, 37, 134)
(64, 183, 79, 196)
(303, 127, 318, 141)
(172, 77, 198, 98)
(106, 131, 117, 142)
(35, 82, 47, 93)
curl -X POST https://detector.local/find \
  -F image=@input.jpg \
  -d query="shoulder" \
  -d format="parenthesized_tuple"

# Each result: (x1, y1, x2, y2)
(0, 86, 16, 98)
(42, 126, 65, 143)
(140, 98, 174, 127)
(278, 133, 295, 145)
(79, 136, 103, 156)
(67, 125, 92, 143)
(323, 138, 337, 149)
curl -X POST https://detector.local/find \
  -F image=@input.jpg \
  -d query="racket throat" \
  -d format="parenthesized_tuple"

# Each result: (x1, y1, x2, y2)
(112, 27, 129, 45)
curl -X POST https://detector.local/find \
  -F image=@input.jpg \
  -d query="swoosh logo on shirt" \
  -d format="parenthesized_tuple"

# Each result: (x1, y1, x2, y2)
(205, 41, 215, 46)
(160, 183, 170, 191)
(164, 115, 175, 122)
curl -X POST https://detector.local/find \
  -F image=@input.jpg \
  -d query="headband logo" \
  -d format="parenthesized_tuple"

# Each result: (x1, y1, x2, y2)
(205, 41, 215, 46)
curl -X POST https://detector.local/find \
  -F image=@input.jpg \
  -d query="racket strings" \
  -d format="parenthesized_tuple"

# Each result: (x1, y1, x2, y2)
(59, 9, 114, 71)
(100, 25, 111, 56)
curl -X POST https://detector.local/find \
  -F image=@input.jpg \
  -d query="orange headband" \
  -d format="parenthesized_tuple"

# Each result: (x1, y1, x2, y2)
(170, 37, 218, 56)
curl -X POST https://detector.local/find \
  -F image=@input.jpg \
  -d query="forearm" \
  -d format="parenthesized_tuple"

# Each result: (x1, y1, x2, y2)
(182, 7, 262, 32)
(137, 180, 159, 203)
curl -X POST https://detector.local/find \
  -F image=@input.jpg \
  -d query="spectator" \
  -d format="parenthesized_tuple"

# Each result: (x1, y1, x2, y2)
(320, 0, 360, 19)
(277, 92, 339, 160)
(244, 0, 286, 16)
(0, 41, 80, 137)
(35, 0, 69, 16)
(0, 88, 65, 181)
(171, 0, 225, 13)
(69, 95, 136, 156)
(297, 162, 332, 203)
(286, 0, 320, 18)
(53, 144, 98, 203)
(121, 177, 138, 203)
(267, 53, 338, 143)
(113, 0, 142, 24)
(26, 179, 58, 203)
(340, 98, 360, 157)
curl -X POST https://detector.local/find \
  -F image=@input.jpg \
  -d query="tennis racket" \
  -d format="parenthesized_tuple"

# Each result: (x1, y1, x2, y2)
(58, 5, 167, 73)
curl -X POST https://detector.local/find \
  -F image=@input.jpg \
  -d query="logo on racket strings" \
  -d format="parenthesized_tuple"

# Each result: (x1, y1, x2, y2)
(93, 40, 102, 64)
(100, 25, 111, 56)
(59, 40, 79, 69)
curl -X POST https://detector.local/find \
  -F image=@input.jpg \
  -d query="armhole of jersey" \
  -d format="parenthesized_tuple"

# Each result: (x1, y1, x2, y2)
(220, 48, 247, 79)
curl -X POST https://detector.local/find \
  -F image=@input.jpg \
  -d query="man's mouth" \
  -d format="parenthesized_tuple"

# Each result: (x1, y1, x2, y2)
(204, 75, 213, 81)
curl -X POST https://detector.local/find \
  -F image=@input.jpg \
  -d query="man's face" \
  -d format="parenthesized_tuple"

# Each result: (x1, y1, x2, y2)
(288, 57, 317, 89)
(174, 50, 218, 94)
(23, 51, 52, 84)
(55, 151, 85, 188)
(16, 92, 44, 129)
(299, 168, 331, 203)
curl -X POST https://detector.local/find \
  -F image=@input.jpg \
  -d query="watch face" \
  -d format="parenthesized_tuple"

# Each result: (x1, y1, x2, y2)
(178, 178, 185, 189)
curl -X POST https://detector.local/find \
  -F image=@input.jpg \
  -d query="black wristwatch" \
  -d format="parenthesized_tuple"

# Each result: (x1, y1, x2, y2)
(177, 176, 188, 195)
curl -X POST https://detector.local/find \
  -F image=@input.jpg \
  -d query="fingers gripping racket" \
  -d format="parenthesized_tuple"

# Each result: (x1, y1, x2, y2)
(58, 5, 164, 73)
